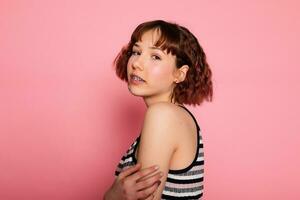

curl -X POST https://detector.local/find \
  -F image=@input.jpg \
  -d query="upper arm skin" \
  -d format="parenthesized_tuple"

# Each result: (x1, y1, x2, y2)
(136, 103, 182, 199)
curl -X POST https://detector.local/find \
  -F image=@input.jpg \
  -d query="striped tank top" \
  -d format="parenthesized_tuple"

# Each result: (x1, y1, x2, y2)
(115, 105, 204, 199)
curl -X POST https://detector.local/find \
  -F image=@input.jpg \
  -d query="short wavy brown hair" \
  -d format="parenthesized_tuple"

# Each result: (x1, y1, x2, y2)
(113, 20, 213, 106)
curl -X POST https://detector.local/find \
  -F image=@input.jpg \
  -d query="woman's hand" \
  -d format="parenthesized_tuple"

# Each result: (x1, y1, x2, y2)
(104, 163, 163, 200)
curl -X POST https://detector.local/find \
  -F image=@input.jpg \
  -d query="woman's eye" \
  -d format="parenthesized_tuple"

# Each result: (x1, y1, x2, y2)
(131, 51, 140, 56)
(130, 50, 161, 60)
(152, 55, 161, 60)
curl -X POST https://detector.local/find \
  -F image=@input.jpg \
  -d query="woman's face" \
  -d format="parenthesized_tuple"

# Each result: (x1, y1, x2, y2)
(127, 29, 179, 104)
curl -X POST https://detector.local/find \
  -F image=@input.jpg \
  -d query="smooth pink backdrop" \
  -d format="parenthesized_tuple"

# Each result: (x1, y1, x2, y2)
(1, 0, 299, 199)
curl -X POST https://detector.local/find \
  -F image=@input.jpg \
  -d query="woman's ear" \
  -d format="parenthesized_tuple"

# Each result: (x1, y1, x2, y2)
(174, 65, 189, 83)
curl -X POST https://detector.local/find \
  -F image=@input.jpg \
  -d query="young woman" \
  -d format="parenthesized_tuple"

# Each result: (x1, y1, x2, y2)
(104, 20, 213, 200)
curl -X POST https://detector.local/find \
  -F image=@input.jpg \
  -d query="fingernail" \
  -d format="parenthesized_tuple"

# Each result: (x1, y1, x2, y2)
(154, 165, 159, 170)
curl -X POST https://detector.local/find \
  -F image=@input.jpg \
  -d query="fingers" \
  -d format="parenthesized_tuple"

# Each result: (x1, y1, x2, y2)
(130, 165, 160, 182)
(118, 163, 142, 179)
(142, 193, 155, 200)
(136, 181, 161, 199)
(135, 171, 163, 191)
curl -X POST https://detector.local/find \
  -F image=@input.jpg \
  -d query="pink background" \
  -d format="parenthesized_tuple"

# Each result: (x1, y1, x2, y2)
(1, 0, 299, 199)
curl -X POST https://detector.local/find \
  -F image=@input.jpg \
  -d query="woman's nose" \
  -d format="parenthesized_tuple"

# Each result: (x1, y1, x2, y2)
(132, 57, 144, 70)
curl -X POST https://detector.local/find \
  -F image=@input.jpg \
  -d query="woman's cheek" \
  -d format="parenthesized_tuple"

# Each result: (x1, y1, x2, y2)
(127, 59, 133, 70)
(151, 65, 170, 81)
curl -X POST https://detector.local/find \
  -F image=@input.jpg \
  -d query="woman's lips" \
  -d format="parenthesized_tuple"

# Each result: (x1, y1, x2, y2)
(129, 74, 146, 84)
(130, 74, 145, 81)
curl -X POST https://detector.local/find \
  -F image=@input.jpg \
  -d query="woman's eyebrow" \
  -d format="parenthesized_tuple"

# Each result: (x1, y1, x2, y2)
(133, 43, 166, 55)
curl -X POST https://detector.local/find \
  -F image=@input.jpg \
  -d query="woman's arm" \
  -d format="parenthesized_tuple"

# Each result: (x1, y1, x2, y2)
(136, 103, 181, 199)
(103, 162, 163, 200)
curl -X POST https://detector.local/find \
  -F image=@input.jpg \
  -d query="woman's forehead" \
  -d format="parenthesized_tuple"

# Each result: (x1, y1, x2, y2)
(135, 29, 162, 46)
(131, 27, 177, 57)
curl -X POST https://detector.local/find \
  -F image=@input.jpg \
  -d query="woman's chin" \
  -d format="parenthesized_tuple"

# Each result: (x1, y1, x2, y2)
(127, 87, 144, 97)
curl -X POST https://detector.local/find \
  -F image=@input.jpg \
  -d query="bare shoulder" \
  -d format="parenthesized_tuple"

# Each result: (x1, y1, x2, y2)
(146, 102, 184, 116)
(143, 102, 190, 138)
(145, 102, 185, 125)
(137, 102, 191, 198)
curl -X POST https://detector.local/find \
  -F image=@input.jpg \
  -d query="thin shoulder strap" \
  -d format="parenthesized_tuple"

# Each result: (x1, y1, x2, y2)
(177, 105, 201, 131)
